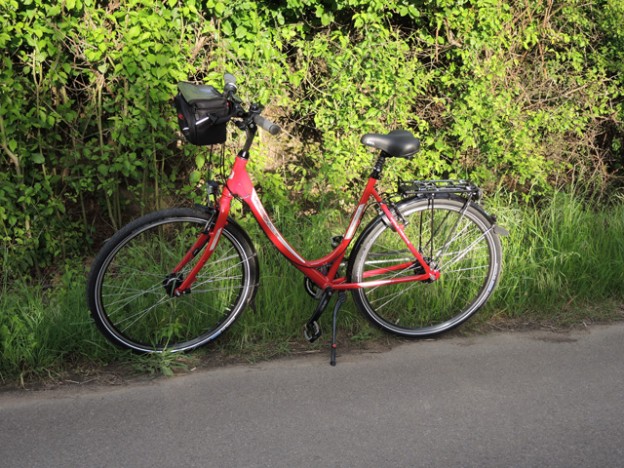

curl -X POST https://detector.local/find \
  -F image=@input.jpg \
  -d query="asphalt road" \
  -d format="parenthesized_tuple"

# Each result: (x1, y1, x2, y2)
(1, 323, 623, 468)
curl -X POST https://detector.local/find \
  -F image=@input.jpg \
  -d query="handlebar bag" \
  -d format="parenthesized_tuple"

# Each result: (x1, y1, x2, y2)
(174, 82, 231, 145)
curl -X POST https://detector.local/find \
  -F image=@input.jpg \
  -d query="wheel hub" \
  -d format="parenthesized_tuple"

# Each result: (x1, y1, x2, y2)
(413, 257, 437, 283)
(163, 273, 185, 297)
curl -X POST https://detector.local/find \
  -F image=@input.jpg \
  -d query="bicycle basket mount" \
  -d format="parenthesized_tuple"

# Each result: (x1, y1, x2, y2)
(174, 82, 231, 146)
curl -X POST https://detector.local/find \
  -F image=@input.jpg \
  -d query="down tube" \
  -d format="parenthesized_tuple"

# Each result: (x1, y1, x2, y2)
(246, 190, 308, 265)
(246, 190, 337, 287)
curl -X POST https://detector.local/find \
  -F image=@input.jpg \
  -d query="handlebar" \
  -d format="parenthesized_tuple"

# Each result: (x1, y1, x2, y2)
(222, 73, 281, 136)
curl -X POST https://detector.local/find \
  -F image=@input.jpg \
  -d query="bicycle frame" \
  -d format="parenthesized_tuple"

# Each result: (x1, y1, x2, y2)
(172, 138, 440, 296)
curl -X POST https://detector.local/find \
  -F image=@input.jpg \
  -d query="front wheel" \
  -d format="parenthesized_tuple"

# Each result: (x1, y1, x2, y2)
(348, 197, 502, 338)
(87, 207, 258, 353)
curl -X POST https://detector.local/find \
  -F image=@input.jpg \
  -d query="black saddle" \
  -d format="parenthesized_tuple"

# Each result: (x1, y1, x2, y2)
(361, 130, 420, 159)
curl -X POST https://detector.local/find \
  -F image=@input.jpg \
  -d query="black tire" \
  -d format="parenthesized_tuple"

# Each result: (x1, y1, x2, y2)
(348, 197, 502, 337)
(87, 207, 258, 353)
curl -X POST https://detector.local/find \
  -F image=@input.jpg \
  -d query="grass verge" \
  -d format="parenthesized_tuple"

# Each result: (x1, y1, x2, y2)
(1, 191, 623, 388)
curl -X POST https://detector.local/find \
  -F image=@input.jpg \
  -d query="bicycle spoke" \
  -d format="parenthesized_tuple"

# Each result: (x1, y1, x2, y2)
(116, 296, 170, 333)
(439, 230, 491, 271)
(101, 282, 163, 309)
(368, 281, 420, 311)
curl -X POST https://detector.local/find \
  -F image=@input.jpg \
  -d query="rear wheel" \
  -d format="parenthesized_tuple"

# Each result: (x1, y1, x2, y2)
(87, 208, 258, 353)
(348, 197, 502, 337)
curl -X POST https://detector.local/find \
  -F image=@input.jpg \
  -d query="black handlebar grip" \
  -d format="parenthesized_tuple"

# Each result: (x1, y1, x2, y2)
(223, 73, 237, 93)
(254, 115, 281, 135)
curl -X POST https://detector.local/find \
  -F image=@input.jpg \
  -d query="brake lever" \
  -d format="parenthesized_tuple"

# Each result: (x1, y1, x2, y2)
(233, 103, 261, 130)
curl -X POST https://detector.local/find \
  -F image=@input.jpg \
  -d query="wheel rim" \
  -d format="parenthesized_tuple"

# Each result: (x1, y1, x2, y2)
(93, 216, 252, 352)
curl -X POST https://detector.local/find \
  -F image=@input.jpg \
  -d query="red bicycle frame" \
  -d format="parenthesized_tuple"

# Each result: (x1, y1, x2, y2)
(172, 153, 440, 296)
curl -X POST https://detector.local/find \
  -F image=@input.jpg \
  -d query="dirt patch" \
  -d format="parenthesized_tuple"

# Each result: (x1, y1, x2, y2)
(533, 334, 578, 343)
(2, 316, 622, 394)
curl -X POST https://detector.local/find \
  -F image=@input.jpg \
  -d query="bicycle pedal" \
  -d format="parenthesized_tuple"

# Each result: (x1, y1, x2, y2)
(304, 321, 321, 342)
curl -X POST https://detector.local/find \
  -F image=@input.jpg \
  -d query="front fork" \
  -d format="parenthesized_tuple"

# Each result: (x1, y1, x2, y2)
(169, 185, 233, 296)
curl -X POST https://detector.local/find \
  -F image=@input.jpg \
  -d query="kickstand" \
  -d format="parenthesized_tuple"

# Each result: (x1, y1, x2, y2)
(330, 292, 347, 367)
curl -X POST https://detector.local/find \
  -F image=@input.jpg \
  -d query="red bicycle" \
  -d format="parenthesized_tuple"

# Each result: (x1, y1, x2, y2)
(87, 74, 508, 364)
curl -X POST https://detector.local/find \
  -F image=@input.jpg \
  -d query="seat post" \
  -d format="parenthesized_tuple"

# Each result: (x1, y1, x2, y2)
(370, 152, 389, 180)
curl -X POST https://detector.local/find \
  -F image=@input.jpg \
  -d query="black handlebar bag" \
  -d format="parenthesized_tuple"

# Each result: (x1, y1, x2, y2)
(174, 82, 231, 145)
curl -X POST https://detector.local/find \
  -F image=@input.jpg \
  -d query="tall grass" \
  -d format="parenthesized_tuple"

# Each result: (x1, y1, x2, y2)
(487, 191, 624, 322)
(0, 263, 116, 384)
(1, 192, 623, 384)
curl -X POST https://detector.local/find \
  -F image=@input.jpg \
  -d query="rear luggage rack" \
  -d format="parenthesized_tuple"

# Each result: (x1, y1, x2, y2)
(398, 179, 482, 200)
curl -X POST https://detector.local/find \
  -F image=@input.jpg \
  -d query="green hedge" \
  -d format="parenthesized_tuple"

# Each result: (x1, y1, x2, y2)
(1, 0, 622, 277)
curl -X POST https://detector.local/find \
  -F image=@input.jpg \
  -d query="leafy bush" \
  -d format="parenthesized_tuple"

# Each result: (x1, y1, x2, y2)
(0, 0, 622, 277)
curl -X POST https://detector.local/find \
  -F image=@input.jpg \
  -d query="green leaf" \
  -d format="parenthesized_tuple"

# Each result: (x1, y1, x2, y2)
(189, 170, 201, 185)
(235, 25, 247, 39)
(221, 21, 233, 36)
(127, 25, 141, 39)
(47, 5, 61, 16)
